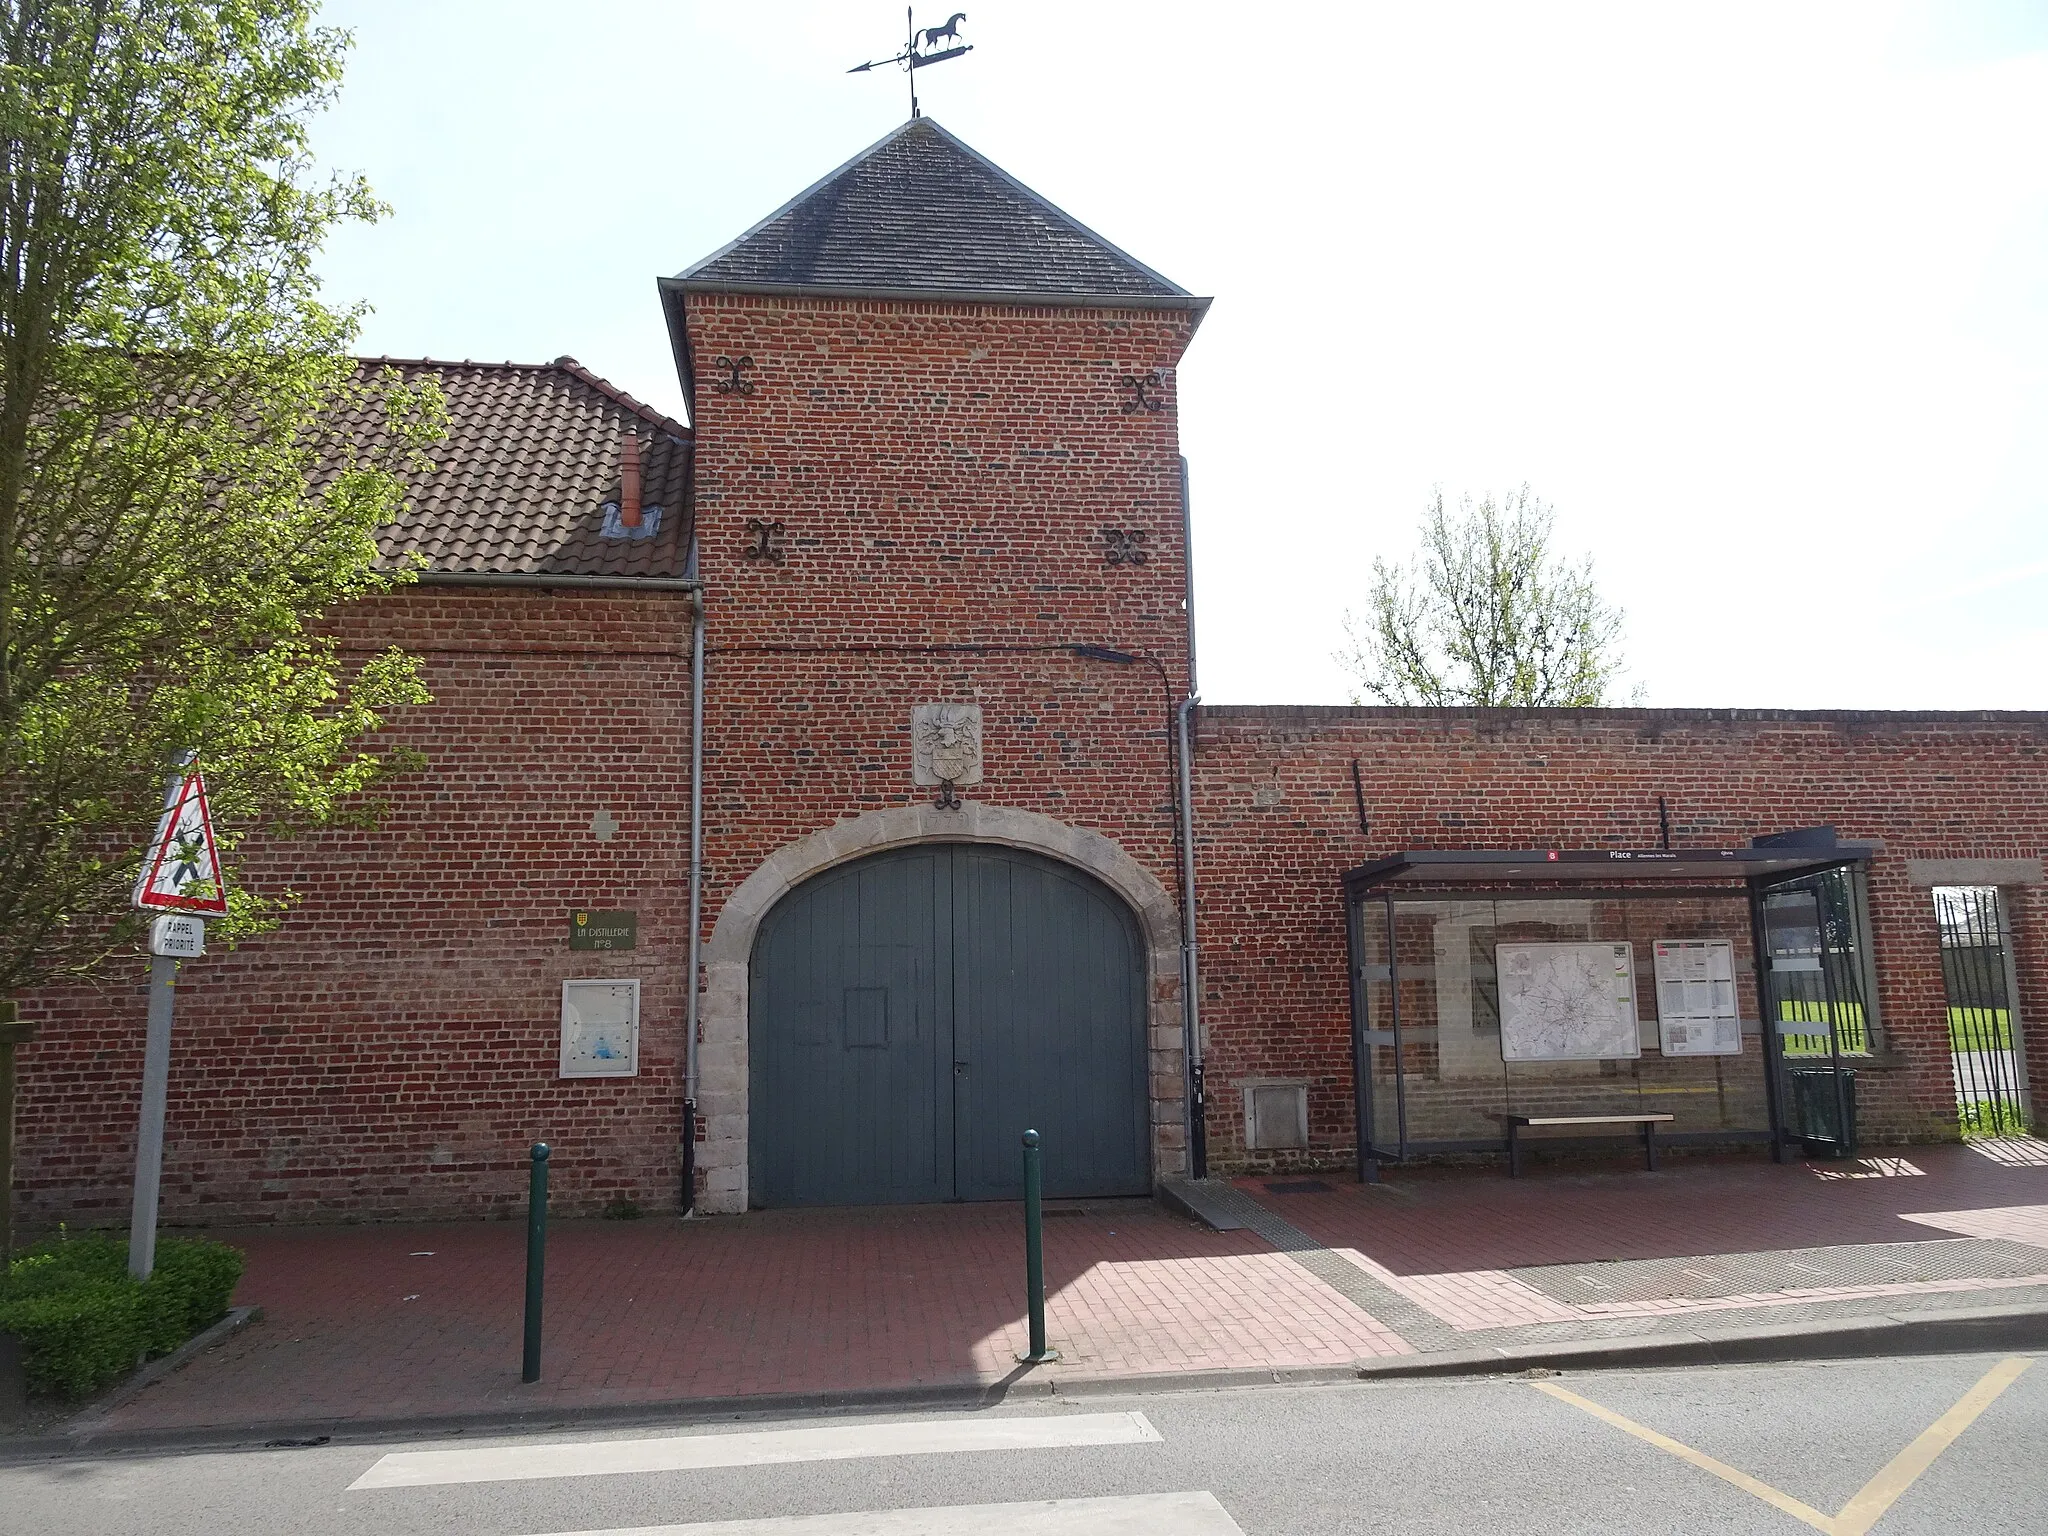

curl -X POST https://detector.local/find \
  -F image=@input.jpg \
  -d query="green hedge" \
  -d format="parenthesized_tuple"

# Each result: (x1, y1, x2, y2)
(0, 1234, 245, 1400)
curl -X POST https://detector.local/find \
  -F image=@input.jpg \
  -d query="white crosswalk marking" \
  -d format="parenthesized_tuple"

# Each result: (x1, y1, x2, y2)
(518, 1491, 1245, 1535)
(348, 1411, 1165, 1490)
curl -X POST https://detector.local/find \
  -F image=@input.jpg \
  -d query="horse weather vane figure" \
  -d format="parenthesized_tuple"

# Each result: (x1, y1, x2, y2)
(847, 10, 971, 120)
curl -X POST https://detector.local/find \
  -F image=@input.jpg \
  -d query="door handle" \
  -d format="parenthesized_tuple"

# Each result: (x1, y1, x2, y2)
(954, 1062, 969, 1076)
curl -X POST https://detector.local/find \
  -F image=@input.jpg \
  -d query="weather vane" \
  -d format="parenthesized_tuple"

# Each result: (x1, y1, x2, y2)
(847, 9, 971, 120)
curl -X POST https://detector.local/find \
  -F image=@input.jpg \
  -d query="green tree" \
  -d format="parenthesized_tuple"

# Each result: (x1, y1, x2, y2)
(1338, 485, 1632, 707)
(0, 0, 441, 995)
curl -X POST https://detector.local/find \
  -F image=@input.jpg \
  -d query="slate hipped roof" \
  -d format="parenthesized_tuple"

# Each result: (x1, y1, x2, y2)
(331, 357, 692, 581)
(668, 118, 1202, 307)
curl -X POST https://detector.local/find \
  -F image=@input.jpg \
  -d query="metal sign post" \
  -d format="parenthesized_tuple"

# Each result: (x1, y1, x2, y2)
(126, 766, 224, 1281)
(127, 932, 184, 1281)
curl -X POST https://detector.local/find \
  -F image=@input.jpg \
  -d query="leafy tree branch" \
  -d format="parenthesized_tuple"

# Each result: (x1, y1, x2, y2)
(1, 0, 443, 993)
(1338, 485, 1634, 708)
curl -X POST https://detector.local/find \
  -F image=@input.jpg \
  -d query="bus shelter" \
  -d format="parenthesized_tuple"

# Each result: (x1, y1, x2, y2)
(1342, 832, 1878, 1177)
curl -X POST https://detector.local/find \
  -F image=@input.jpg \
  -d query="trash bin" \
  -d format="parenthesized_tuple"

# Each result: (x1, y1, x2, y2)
(1789, 1068, 1858, 1157)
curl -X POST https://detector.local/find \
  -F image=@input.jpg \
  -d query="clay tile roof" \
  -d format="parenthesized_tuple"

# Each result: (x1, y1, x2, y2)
(671, 117, 1199, 305)
(327, 357, 693, 580)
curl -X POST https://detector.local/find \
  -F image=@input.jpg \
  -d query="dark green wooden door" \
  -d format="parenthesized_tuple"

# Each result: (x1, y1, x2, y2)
(749, 843, 1147, 1206)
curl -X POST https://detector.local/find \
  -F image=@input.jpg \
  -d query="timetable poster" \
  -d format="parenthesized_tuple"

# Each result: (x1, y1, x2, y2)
(1653, 939, 1742, 1056)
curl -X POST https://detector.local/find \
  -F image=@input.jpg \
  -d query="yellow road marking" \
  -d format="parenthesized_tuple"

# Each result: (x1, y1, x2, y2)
(1529, 1380, 1835, 1531)
(1831, 1356, 2034, 1535)
(1531, 1355, 2036, 1534)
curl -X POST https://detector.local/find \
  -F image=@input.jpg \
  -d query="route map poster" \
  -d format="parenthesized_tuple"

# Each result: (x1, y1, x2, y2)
(1496, 942, 1642, 1062)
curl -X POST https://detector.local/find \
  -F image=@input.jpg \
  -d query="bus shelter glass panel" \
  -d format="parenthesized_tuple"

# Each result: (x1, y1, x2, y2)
(1765, 870, 1880, 1057)
(1351, 892, 1405, 1162)
(1357, 891, 1771, 1158)
(1760, 868, 1879, 1155)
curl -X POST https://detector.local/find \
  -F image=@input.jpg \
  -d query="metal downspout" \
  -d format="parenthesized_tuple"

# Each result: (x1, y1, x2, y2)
(1176, 454, 1207, 1180)
(682, 581, 706, 1214)
(1176, 697, 1206, 1180)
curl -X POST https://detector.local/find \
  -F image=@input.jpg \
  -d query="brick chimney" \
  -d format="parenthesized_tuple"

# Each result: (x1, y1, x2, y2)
(619, 431, 642, 530)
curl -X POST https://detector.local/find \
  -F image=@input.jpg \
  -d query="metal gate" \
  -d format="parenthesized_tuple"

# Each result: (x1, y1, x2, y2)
(748, 842, 1149, 1206)
(1757, 869, 1871, 1157)
(1932, 886, 2031, 1137)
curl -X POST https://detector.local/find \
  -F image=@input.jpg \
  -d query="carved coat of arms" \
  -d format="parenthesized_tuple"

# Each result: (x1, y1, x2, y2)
(911, 703, 984, 787)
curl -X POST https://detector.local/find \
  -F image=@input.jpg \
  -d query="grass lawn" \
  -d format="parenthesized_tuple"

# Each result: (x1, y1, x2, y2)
(1778, 999, 1870, 1057)
(1775, 1002, 2017, 1055)
(1946, 1006, 2014, 1051)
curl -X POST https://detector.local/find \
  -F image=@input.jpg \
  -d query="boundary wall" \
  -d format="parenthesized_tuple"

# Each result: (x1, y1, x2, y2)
(1190, 705, 2048, 1174)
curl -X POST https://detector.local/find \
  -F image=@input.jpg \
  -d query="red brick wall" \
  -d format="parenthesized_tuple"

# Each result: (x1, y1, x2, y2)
(1189, 706, 2048, 1173)
(16, 286, 2046, 1228)
(13, 588, 696, 1227)
(684, 291, 1195, 657)
(12, 291, 1208, 1228)
(681, 292, 1201, 1203)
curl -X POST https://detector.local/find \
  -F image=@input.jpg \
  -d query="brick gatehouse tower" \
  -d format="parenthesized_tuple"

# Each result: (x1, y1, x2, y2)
(663, 118, 1207, 1211)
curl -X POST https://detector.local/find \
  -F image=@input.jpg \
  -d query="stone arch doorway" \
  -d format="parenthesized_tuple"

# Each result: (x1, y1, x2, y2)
(693, 804, 1186, 1214)
(750, 843, 1146, 1206)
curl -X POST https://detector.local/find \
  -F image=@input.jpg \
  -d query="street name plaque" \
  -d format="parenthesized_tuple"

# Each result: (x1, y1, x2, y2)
(568, 910, 637, 951)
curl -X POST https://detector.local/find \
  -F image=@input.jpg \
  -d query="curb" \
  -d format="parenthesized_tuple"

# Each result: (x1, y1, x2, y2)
(3, 1301, 2041, 1462)
(80, 1306, 266, 1422)
(1354, 1301, 2048, 1379)
(0, 1304, 263, 1451)
(0, 1363, 1374, 1461)
(7, 1375, 1065, 1462)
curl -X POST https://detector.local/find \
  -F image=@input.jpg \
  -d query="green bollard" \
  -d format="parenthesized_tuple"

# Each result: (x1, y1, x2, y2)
(1016, 1129, 1059, 1364)
(522, 1142, 550, 1383)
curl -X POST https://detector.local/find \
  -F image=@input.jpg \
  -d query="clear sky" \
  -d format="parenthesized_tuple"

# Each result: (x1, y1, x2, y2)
(309, 1, 2048, 709)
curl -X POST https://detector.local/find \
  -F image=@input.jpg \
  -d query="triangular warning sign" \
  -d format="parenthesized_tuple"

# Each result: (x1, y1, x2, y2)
(132, 768, 227, 914)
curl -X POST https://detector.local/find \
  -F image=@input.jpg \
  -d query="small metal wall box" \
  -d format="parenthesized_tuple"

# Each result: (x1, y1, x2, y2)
(560, 979, 640, 1078)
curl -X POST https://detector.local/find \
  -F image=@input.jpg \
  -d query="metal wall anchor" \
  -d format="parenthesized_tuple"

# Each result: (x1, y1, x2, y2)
(713, 355, 756, 395)
(1118, 371, 1165, 413)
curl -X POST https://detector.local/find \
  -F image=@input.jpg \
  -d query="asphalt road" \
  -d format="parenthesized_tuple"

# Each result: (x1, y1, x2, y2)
(2, 1352, 2042, 1535)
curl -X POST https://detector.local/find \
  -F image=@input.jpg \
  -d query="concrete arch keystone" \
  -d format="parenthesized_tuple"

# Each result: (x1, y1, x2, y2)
(692, 804, 1188, 1213)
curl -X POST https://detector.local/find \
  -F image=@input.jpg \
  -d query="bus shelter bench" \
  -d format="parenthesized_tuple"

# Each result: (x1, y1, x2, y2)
(1491, 1112, 1676, 1176)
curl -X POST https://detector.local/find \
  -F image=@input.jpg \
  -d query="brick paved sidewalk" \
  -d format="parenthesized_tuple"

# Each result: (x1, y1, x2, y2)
(86, 1197, 1408, 1435)
(64, 1139, 2048, 1438)
(1225, 1139, 2048, 1350)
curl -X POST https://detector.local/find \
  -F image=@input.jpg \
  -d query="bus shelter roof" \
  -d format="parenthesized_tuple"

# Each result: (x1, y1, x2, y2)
(1342, 843, 1873, 893)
